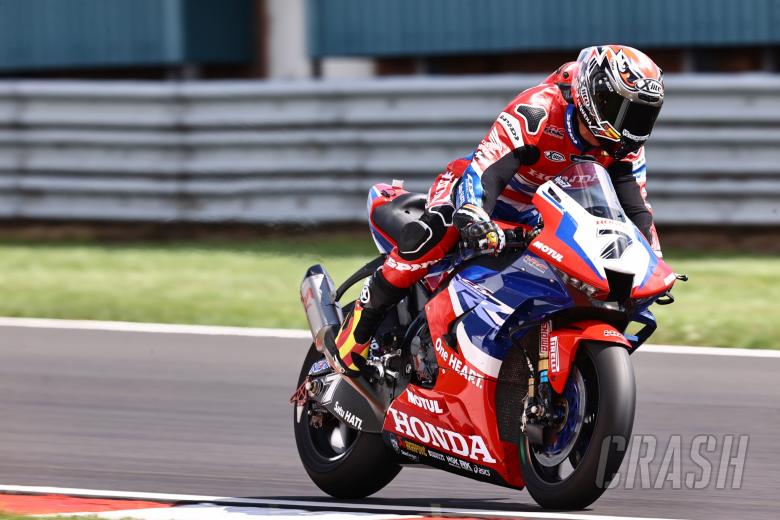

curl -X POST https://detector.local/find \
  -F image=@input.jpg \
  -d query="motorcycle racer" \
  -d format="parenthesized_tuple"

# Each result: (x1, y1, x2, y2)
(326, 45, 665, 379)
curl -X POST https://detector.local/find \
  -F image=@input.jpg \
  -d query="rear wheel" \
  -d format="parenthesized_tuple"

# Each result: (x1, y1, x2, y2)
(293, 344, 401, 498)
(520, 343, 635, 509)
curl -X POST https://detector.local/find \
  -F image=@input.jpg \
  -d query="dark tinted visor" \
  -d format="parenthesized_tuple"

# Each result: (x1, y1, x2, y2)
(620, 102, 660, 139)
(591, 73, 661, 139)
(591, 73, 625, 128)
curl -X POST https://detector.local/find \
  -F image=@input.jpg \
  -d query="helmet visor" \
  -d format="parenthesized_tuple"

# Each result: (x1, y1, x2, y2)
(592, 78, 660, 141)
(619, 101, 660, 141)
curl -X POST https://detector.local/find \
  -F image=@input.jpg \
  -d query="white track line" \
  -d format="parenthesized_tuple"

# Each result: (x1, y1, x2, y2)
(0, 484, 685, 520)
(638, 344, 780, 357)
(70, 504, 410, 520)
(0, 317, 311, 339)
(0, 316, 776, 357)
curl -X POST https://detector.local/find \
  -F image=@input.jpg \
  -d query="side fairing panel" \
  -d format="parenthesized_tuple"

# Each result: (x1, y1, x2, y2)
(398, 249, 573, 489)
(452, 251, 574, 370)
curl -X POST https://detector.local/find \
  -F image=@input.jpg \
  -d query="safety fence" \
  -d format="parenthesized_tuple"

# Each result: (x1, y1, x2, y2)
(0, 75, 778, 225)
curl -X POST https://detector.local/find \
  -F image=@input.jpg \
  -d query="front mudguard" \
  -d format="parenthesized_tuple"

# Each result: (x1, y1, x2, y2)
(548, 320, 631, 394)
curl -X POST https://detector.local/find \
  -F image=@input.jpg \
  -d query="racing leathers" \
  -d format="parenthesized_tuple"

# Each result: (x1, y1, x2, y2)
(327, 62, 661, 378)
(381, 62, 660, 288)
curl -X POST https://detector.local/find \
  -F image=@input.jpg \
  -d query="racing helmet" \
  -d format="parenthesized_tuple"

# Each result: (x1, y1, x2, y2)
(572, 45, 664, 159)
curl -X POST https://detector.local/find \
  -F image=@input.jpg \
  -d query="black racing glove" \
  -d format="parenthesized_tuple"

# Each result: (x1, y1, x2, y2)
(454, 204, 506, 255)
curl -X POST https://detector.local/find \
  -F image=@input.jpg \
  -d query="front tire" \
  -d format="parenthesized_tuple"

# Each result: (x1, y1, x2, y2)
(293, 344, 401, 498)
(520, 342, 635, 509)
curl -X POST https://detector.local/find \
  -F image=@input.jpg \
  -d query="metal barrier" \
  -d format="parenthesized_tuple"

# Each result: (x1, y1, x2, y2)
(0, 75, 779, 225)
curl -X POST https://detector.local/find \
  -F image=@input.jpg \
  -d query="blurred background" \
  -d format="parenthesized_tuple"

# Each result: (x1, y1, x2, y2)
(0, 0, 777, 347)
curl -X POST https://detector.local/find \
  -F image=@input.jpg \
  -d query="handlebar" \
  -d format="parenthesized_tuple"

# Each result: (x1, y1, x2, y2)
(458, 217, 544, 260)
(504, 228, 531, 251)
(505, 221, 543, 250)
(459, 227, 533, 261)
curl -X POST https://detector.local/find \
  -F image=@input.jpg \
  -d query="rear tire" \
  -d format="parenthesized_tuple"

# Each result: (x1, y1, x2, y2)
(520, 343, 635, 509)
(293, 344, 401, 498)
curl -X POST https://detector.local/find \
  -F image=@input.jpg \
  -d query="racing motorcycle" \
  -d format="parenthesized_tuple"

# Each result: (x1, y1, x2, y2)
(291, 161, 684, 509)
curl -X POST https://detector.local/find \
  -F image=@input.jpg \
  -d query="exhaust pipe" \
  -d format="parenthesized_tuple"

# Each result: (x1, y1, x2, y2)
(301, 265, 344, 352)
(301, 264, 388, 423)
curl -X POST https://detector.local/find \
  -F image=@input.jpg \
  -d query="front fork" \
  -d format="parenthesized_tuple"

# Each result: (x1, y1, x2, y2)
(523, 320, 560, 445)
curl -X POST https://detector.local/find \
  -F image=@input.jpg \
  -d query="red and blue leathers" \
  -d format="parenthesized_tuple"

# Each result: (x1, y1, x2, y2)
(380, 62, 661, 290)
(328, 62, 664, 378)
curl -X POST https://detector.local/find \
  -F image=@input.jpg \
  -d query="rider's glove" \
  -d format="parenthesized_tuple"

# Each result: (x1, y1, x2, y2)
(454, 204, 506, 255)
(463, 221, 506, 255)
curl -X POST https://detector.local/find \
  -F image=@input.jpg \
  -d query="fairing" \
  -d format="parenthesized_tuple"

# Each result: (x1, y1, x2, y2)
(370, 162, 674, 487)
(530, 162, 674, 299)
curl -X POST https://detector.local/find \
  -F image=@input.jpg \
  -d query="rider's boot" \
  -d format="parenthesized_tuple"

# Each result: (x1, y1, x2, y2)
(324, 270, 406, 378)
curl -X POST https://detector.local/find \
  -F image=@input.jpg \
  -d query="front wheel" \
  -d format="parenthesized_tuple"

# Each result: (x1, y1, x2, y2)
(293, 344, 401, 498)
(520, 342, 635, 509)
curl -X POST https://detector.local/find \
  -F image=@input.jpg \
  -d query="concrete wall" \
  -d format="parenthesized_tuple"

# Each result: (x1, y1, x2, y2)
(0, 75, 778, 225)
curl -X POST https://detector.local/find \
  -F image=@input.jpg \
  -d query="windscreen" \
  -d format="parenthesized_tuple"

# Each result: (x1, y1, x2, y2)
(551, 162, 628, 222)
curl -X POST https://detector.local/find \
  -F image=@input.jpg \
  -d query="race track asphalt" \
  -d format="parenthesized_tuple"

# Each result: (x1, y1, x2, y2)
(0, 326, 778, 519)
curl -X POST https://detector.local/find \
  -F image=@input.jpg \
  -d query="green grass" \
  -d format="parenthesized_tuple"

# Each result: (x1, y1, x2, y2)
(0, 237, 776, 349)
(0, 236, 376, 330)
(649, 251, 780, 349)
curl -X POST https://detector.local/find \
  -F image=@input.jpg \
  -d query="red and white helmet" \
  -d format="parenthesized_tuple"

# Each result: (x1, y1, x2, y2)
(572, 45, 664, 159)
